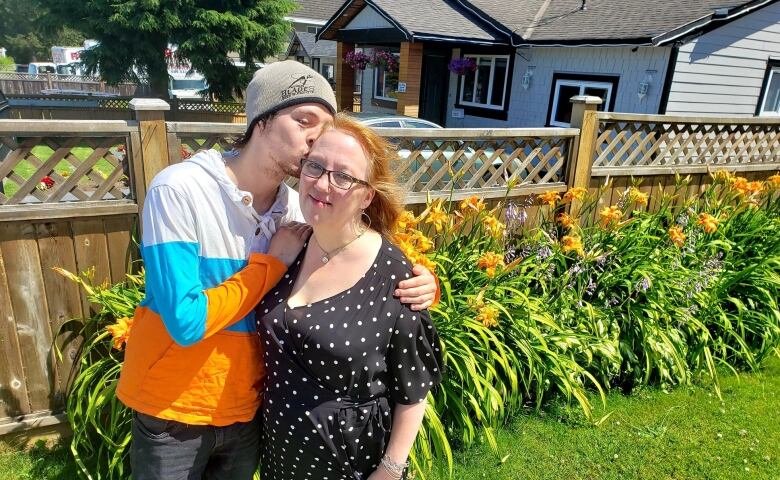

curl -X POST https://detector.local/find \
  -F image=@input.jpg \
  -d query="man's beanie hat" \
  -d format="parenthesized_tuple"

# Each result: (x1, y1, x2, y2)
(245, 60, 337, 125)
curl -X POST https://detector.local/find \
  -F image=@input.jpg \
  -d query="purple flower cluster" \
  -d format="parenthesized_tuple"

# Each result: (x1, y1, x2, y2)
(344, 50, 371, 71)
(373, 50, 398, 73)
(448, 57, 477, 75)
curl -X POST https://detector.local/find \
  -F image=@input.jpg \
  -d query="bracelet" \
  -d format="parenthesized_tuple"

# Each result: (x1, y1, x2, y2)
(380, 454, 408, 479)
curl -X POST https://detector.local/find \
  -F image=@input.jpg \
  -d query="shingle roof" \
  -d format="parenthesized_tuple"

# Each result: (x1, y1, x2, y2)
(292, 0, 345, 21)
(467, 0, 758, 43)
(296, 32, 338, 57)
(320, 0, 772, 45)
(379, 0, 506, 41)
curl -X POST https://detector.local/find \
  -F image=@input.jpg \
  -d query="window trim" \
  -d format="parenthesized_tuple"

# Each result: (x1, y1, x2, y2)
(372, 53, 400, 103)
(546, 73, 620, 127)
(756, 60, 780, 116)
(311, 57, 321, 72)
(457, 54, 510, 110)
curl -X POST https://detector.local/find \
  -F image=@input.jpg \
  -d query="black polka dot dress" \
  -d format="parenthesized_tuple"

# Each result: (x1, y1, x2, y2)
(255, 236, 443, 480)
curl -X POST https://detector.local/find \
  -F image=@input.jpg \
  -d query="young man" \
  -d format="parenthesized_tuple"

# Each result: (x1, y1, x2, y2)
(117, 61, 438, 479)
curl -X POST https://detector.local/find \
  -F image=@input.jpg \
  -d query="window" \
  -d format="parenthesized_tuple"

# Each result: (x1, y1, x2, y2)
(322, 63, 335, 81)
(458, 55, 510, 110)
(296, 55, 305, 64)
(373, 54, 399, 102)
(311, 58, 321, 72)
(307, 26, 318, 34)
(547, 74, 619, 127)
(758, 63, 780, 116)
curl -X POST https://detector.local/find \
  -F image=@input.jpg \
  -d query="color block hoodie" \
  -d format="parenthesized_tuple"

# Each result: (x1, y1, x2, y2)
(117, 149, 302, 426)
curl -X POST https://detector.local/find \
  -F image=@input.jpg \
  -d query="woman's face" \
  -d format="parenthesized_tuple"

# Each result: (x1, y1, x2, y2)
(299, 130, 374, 232)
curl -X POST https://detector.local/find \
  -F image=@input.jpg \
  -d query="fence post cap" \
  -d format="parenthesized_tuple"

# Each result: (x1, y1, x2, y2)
(570, 95, 603, 105)
(129, 98, 171, 111)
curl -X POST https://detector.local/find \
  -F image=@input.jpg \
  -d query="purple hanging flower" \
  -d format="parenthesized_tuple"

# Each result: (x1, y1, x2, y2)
(448, 57, 477, 75)
(344, 51, 371, 71)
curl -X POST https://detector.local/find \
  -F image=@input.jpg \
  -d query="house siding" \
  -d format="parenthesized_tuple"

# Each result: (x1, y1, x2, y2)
(665, 2, 780, 116)
(445, 46, 672, 128)
(344, 6, 394, 30)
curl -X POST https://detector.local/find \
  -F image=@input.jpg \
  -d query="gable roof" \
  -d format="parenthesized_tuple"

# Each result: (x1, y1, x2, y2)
(318, 0, 508, 44)
(319, 0, 778, 46)
(466, 0, 773, 45)
(291, 0, 345, 22)
(289, 31, 338, 58)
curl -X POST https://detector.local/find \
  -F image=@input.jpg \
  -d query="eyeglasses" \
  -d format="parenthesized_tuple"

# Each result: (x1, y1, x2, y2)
(300, 159, 370, 190)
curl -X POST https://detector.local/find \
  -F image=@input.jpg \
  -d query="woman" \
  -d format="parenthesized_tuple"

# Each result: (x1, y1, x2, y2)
(255, 114, 443, 480)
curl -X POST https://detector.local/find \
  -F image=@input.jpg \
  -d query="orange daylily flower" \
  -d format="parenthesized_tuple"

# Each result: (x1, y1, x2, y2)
(477, 252, 505, 278)
(599, 206, 623, 226)
(668, 225, 686, 248)
(476, 304, 500, 328)
(482, 216, 506, 238)
(556, 213, 577, 229)
(561, 234, 584, 256)
(562, 187, 588, 203)
(628, 187, 649, 207)
(768, 173, 780, 188)
(107, 316, 133, 351)
(697, 213, 719, 234)
(396, 211, 418, 232)
(425, 201, 448, 233)
(538, 191, 561, 207)
(459, 195, 486, 215)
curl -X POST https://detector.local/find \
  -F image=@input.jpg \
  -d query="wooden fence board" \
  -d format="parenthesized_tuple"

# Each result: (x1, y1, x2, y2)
(104, 215, 137, 284)
(72, 219, 112, 317)
(0, 246, 31, 418)
(0, 223, 56, 412)
(35, 221, 82, 407)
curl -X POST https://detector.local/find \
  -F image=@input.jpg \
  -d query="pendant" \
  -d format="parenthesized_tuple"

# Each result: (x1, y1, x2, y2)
(321, 255, 329, 264)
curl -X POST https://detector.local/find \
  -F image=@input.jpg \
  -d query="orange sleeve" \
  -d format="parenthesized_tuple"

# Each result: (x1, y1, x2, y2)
(431, 273, 441, 308)
(203, 253, 287, 337)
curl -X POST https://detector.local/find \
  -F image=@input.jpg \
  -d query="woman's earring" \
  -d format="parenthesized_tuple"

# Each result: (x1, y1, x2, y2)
(361, 210, 372, 231)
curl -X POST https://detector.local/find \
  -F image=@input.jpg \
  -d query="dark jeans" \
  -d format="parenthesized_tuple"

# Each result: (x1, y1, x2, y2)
(131, 411, 260, 480)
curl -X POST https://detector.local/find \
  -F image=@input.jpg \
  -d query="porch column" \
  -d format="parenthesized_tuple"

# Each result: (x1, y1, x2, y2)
(336, 42, 356, 112)
(396, 41, 423, 117)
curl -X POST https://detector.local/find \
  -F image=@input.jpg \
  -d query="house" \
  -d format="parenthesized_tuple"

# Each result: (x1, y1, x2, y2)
(286, 31, 338, 87)
(317, 0, 780, 127)
(285, 0, 344, 85)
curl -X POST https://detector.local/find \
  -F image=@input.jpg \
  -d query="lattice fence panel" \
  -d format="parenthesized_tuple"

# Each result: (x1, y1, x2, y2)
(0, 135, 131, 205)
(386, 136, 570, 193)
(595, 120, 780, 168)
(172, 130, 572, 195)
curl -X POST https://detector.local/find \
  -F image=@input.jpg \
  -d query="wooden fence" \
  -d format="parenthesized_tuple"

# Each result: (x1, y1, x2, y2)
(0, 72, 147, 96)
(0, 96, 778, 436)
(6, 94, 248, 124)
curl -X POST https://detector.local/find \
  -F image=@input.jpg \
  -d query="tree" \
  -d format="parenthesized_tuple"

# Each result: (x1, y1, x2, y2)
(0, 0, 85, 63)
(43, 0, 297, 100)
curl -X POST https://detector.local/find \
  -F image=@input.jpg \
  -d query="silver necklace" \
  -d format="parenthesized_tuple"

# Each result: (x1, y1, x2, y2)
(312, 230, 365, 264)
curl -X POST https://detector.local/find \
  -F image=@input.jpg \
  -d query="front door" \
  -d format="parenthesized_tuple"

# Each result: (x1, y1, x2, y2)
(419, 51, 449, 126)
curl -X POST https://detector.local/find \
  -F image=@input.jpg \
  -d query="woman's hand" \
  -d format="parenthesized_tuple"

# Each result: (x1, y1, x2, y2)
(394, 264, 437, 311)
(267, 222, 311, 266)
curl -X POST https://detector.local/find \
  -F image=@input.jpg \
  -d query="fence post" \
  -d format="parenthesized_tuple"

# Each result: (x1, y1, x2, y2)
(566, 95, 602, 216)
(129, 98, 170, 207)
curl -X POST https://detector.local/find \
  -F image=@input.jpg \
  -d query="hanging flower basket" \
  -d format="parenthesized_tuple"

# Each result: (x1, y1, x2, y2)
(448, 57, 477, 75)
(344, 50, 371, 71)
(372, 50, 398, 73)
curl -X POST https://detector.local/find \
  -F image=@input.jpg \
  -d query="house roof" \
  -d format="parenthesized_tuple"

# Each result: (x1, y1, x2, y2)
(318, 0, 507, 44)
(319, 0, 778, 46)
(294, 31, 338, 57)
(467, 0, 767, 44)
(292, 0, 345, 22)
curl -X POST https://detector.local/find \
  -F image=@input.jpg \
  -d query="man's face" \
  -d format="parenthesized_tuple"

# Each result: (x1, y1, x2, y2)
(254, 103, 333, 178)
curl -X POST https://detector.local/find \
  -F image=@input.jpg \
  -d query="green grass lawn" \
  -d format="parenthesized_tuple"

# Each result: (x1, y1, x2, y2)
(431, 356, 780, 480)
(1, 146, 118, 198)
(2, 357, 778, 480)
